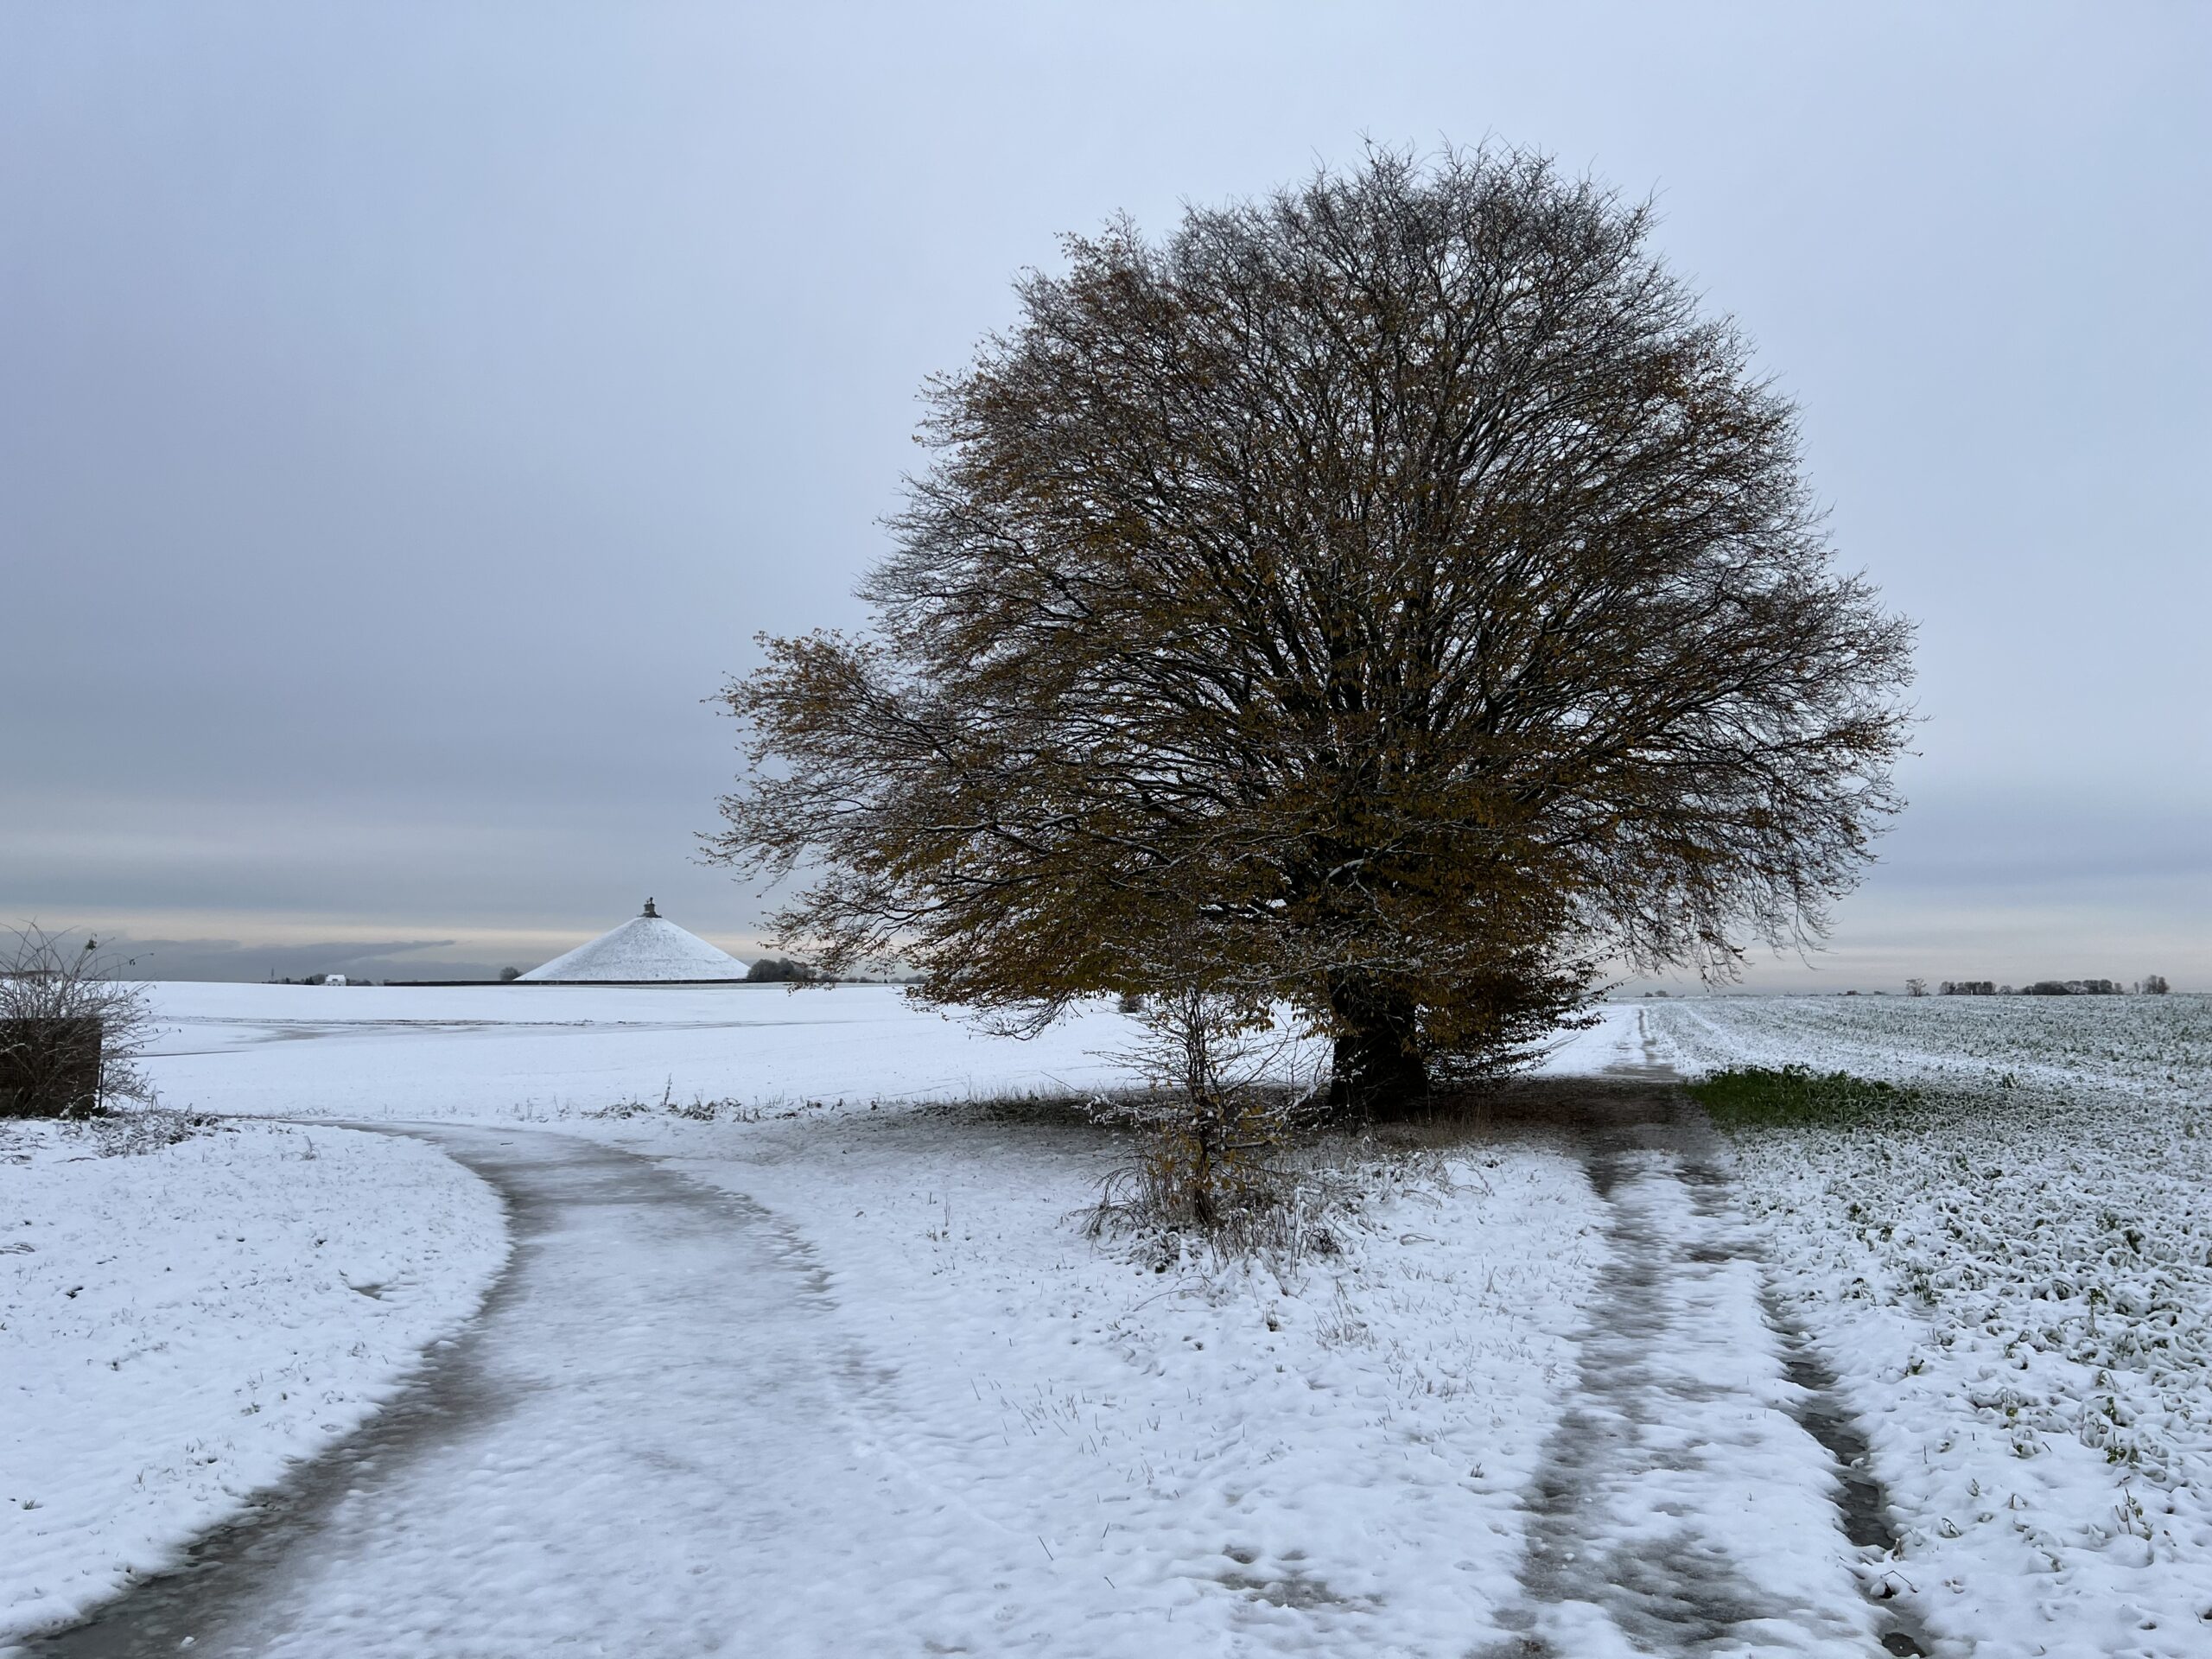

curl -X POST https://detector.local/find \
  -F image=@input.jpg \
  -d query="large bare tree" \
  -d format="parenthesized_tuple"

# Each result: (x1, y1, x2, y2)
(712, 147, 1913, 1116)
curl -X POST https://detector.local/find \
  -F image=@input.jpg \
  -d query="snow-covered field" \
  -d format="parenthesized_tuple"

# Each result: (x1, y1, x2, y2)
(15, 982, 2205, 1655)
(1651, 994, 2212, 1656)
(135, 980, 1153, 1121)
(3, 985, 1641, 1654)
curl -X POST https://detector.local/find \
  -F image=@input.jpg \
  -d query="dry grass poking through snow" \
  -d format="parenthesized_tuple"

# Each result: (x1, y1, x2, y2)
(1072, 1081, 1603, 1287)
(1654, 995, 2212, 1654)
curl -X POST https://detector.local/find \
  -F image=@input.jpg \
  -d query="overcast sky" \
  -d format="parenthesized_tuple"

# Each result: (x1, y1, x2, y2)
(3, 3, 2206, 988)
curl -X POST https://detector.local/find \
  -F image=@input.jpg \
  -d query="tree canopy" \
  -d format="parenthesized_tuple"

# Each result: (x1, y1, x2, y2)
(711, 146, 1913, 1116)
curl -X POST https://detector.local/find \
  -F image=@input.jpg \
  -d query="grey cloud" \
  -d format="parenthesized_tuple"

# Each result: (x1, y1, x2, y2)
(2, 3, 2205, 985)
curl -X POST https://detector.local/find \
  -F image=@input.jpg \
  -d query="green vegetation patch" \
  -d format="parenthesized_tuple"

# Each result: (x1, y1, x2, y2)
(1686, 1065, 1918, 1129)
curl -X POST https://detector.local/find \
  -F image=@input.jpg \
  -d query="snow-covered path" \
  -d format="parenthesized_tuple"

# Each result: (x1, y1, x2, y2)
(26, 1123, 1036, 1658)
(1491, 1089, 1897, 1657)
(1486, 1026, 1916, 1658)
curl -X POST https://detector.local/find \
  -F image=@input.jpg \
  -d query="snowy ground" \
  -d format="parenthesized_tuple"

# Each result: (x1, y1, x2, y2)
(0, 1116, 505, 1646)
(8, 987, 1645, 1655)
(136, 981, 1152, 1121)
(22, 984, 2197, 1654)
(1649, 995, 2212, 1657)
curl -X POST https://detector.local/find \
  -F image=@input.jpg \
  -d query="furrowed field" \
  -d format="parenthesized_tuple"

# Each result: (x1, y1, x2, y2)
(1651, 993, 2212, 1652)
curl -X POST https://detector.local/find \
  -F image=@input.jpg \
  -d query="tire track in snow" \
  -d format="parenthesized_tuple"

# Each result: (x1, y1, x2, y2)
(1490, 1039, 1925, 1657)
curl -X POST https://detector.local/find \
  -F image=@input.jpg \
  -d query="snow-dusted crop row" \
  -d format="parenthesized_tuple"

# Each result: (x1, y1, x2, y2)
(1649, 995, 2212, 1656)
(1655, 990, 2210, 1103)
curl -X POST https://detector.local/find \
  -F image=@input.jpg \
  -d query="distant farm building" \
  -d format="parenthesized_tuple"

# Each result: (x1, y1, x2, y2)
(517, 899, 752, 985)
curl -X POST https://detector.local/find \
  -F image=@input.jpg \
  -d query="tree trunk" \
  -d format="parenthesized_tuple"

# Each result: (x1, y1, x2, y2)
(1325, 976, 1429, 1121)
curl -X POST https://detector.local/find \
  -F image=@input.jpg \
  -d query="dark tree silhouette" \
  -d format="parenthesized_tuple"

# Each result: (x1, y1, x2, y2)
(712, 147, 1913, 1117)
(745, 957, 817, 984)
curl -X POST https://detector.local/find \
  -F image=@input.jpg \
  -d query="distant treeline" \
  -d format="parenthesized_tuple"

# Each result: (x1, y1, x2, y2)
(745, 957, 817, 983)
(1939, 977, 2168, 996)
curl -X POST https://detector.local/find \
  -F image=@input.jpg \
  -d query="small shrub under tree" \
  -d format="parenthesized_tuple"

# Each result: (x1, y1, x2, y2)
(1090, 986, 1318, 1235)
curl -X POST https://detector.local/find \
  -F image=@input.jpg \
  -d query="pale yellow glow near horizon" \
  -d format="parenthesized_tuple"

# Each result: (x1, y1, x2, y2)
(9, 907, 766, 963)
